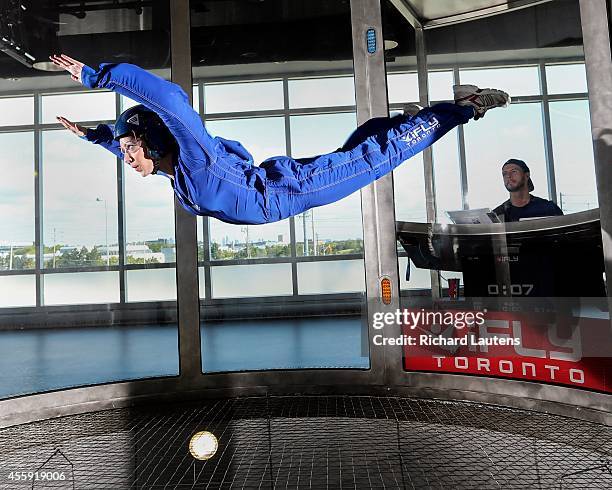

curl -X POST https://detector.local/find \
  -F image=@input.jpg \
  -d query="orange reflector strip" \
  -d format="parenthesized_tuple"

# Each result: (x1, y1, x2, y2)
(381, 277, 392, 305)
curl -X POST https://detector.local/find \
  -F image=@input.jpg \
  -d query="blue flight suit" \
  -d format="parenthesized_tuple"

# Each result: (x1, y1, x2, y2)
(81, 63, 474, 224)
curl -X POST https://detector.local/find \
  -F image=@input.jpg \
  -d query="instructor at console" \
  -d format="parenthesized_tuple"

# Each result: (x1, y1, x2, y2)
(493, 158, 563, 222)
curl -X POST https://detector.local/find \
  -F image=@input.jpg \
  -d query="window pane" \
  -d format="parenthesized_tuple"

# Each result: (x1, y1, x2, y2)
(460, 66, 541, 97)
(295, 200, 364, 257)
(429, 71, 455, 102)
(202, 316, 368, 372)
(205, 117, 286, 164)
(464, 103, 548, 209)
(550, 100, 597, 213)
(434, 128, 463, 222)
(211, 263, 293, 298)
(0, 326, 178, 399)
(42, 92, 116, 124)
(291, 113, 364, 257)
(42, 130, 118, 268)
(209, 220, 291, 260)
(200, 118, 291, 260)
(192, 85, 199, 110)
(0, 275, 36, 307)
(121, 95, 140, 111)
(124, 84, 196, 111)
(0, 132, 35, 270)
(393, 154, 427, 222)
(289, 77, 355, 108)
(198, 217, 205, 263)
(127, 268, 177, 302)
(546, 64, 588, 95)
(298, 260, 365, 294)
(204, 81, 283, 113)
(43, 271, 119, 305)
(388, 71, 453, 106)
(399, 256, 431, 290)
(387, 72, 418, 104)
(198, 266, 206, 299)
(124, 158, 175, 264)
(291, 113, 356, 157)
(0, 97, 34, 126)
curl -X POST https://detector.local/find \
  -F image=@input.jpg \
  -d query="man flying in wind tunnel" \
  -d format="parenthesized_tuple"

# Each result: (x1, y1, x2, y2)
(51, 54, 510, 225)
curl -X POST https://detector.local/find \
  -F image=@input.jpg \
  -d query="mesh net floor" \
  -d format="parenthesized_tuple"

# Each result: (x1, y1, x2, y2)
(0, 396, 610, 489)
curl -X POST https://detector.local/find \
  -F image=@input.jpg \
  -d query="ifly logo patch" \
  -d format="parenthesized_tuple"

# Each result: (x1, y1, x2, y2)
(400, 117, 440, 145)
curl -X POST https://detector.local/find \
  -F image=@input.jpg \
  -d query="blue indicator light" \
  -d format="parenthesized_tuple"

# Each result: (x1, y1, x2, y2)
(366, 28, 376, 54)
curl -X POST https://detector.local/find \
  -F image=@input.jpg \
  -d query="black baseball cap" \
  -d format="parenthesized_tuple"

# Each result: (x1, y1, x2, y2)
(502, 158, 534, 192)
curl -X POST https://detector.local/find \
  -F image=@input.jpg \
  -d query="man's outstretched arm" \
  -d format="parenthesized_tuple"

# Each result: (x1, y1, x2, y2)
(56, 116, 122, 159)
(50, 54, 215, 167)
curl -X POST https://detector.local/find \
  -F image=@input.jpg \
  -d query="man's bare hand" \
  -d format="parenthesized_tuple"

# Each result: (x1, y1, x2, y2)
(49, 54, 85, 83)
(56, 116, 86, 137)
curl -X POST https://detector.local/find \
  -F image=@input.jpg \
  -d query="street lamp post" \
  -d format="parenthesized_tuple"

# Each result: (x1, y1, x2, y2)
(311, 209, 317, 256)
(299, 211, 309, 256)
(96, 198, 109, 266)
(53, 227, 56, 268)
(241, 226, 250, 258)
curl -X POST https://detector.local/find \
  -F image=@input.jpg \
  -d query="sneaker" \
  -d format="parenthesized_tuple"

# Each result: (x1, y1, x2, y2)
(453, 84, 510, 120)
(402, 103, 423, 117)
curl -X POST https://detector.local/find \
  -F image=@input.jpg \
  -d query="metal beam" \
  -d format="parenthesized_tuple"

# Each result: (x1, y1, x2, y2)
(422, 0, 554, 30)
(350, 0, 400, 382)
(415, 25, 442, 299)
(34, 93, 43, 306)
(170, 0, 202, 381)
(388, 0, 422, 29)
(578, 0, 612, 315)
(538, 63, 559, 204)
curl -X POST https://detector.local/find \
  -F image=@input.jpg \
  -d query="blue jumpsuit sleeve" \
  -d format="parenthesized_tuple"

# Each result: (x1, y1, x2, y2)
(81, 124, 123, 159)
(80, 63, 215, 168)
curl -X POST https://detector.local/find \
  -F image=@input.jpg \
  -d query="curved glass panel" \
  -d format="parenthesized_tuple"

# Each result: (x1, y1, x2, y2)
(0, 1, 179, 399)
(191, 0, 368, 373)
(387, 0, 609, 394)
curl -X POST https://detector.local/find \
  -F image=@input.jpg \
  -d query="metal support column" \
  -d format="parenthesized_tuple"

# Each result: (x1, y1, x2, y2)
(115, 94, 127, 303)
(350, 0, 400, 378)
(390, 0, 442, 299)
(578, 0, 612, 313)
(34, 93, 43, 306)
(170, 0, 202, 381)
(415, 26, 442, 299)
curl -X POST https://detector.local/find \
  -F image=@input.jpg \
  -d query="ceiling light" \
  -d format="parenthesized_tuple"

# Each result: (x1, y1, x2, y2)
(32, 61, 64, 72)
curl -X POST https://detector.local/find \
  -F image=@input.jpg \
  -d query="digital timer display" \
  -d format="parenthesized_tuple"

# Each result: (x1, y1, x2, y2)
(487, 284, 534, 296)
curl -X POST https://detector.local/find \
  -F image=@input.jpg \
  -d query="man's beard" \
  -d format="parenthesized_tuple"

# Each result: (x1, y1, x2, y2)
(505, 181, 526, 192)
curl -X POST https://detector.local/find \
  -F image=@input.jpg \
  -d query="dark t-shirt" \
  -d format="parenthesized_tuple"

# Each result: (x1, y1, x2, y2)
(492, 195, 563, 222)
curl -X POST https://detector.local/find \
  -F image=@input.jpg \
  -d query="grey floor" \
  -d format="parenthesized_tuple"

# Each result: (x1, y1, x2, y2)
(1, 396, 610, 489)
(0, 317, 368, 399)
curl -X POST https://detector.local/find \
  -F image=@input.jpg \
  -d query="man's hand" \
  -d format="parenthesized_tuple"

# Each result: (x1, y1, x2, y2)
(56, 116, 86, 138)
(49, 54, 85, 83)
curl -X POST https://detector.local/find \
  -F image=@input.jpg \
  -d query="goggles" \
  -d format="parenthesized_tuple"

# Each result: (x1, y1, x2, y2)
(120, 139, 143, 156)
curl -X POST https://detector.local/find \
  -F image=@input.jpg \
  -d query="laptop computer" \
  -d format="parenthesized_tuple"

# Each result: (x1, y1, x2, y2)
(446, 208, 501, 225)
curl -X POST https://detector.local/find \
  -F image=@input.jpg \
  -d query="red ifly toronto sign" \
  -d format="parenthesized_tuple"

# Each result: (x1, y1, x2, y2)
(402, 310, 612, 393)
